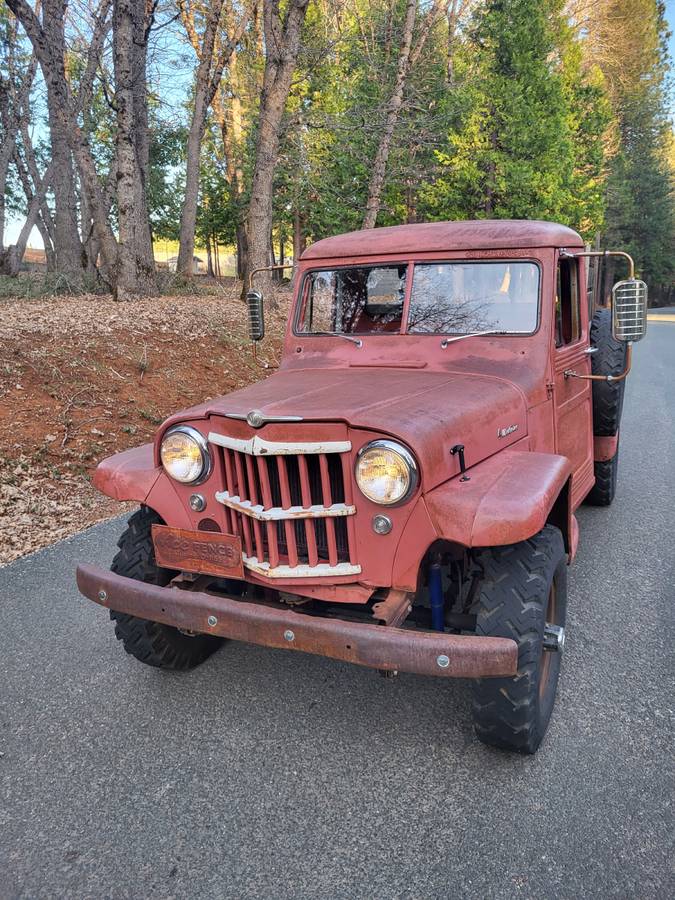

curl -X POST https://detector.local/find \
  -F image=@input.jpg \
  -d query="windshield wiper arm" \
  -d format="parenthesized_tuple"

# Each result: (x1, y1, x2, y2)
(440, 330, 527, 348)
(331, 333, 363, 347)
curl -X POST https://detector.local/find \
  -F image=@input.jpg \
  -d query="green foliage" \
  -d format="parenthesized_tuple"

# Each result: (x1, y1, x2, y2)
(423, 1, 584, 228)
(602, 0, 674, 294)
(148, 123, 187, 241)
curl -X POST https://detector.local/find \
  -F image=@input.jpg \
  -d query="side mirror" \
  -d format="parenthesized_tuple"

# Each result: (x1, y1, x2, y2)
(246, 289, 265, 342)
(611, 278, 648, 343)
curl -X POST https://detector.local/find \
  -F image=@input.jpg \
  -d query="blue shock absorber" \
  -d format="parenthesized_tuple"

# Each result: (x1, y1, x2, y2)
(429, 558, 445, 632)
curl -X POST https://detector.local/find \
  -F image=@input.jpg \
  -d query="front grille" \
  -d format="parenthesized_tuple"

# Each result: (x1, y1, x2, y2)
(209, 434, 359, 578)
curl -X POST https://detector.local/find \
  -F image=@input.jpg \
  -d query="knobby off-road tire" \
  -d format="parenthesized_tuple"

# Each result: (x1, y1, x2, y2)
(471, 525, 567, 754)
(590, 308, 627, 436)
(110, 507, 222, 670)
(585, 448, 619, 507)
(585, 308, 626, 507)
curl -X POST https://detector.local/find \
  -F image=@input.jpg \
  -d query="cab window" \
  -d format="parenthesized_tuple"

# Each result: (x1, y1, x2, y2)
(555, 257, 581, 346)
(297, 265, 406, 335)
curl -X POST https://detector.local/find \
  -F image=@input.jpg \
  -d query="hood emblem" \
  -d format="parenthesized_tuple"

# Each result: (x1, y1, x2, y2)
(497, 424, 519, 438)
(224, 410, 304, 429)
(247, 410, 267, 429)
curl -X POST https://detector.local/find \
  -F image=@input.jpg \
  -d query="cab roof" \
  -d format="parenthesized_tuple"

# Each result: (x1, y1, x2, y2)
(301, 219, 584, 261)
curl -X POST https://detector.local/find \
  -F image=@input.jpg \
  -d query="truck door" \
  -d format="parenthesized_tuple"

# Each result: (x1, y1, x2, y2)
(552, 254, 594, 507)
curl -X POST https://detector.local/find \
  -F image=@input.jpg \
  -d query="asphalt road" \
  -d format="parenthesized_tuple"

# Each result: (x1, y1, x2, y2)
(1, 319, 674, 900)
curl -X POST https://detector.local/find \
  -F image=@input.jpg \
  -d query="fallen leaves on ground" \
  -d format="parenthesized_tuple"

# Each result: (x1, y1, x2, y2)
(0, 284, 289, 566)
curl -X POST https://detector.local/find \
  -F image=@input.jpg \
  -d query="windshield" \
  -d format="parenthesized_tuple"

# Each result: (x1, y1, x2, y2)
(408, 261, 539, 334)
(297, 265, 407, 335)
(296, 260, 539, 336)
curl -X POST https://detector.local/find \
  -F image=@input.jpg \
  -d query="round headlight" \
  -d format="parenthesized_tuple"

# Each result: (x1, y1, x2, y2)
(160, 426, 211, 484)
(355, 440, 418, 505)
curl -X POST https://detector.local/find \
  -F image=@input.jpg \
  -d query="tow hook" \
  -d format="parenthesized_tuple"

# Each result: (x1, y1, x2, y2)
(543, 623, 565, 652)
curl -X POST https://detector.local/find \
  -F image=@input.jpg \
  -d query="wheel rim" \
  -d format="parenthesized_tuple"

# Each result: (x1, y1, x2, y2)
(539, 581, 557, 702)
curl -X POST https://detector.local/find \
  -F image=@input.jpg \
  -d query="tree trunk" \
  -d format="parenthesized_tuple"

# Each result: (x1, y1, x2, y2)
(43, 0, 84, 274)
(177, 0, 245, 277)
(112, 0, 157, 299)
(216, 52, 247, 282)
(0, 48, 36, 252)
(177, 0, 224, 276)
(243, 0, 310, 297)
(362, 0, 417, 229)
(0, 161, 54, 276)
(7, 0, 119, 287)
(292, 206, 306, 262)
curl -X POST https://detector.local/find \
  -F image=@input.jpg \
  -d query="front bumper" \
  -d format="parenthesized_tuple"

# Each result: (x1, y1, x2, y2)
(76, 565, 518, 679)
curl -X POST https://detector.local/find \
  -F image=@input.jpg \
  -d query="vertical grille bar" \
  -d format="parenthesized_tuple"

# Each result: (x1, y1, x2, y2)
(319, 454, 338, 566)
(297, 455, 318, 566)
(340, 453, 357, 565)
(233, 451, 254, 559)
(244, 454, 264, 562)
(221, 449, 236, 533)
(276, 457, 299, 568)
(256, 456, 279, 568)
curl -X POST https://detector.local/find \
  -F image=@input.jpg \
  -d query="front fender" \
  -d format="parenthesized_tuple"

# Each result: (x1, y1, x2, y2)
(424, 450, 573, 551)
(92, 443, 161, 502)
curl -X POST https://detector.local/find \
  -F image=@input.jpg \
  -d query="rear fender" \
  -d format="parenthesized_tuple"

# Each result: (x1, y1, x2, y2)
(424, 450, 574, 554)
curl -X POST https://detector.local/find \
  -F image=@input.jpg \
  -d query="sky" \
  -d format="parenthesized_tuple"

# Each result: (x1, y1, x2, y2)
(5, 2, 675, 249)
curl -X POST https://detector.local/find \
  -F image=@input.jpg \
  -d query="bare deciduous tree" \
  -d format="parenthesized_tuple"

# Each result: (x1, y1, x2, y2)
(244, 0, 309, 297)
(112, 0, 157, 298)
(176, 0, 247, 277)
(362, 0, 444, 229)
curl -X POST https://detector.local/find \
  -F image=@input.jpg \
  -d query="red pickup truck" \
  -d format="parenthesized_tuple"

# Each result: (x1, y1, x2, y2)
(76, 219, 647, 753)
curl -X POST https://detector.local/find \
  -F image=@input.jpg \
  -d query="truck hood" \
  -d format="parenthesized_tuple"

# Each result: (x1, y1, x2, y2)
(167, 367, 528, 490)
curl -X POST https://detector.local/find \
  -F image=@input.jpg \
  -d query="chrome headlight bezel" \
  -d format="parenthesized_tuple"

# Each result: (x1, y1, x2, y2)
(160, 425, 212, 485)
(355, 439, 419, 506)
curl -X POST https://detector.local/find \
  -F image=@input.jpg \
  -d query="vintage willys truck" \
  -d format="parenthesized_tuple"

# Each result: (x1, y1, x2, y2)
(76, 220, 648, 753)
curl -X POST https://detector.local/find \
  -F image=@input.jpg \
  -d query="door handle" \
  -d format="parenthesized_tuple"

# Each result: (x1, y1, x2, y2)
(584, 347, 598, 355)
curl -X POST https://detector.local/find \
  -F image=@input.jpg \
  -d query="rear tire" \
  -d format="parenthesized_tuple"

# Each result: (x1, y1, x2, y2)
(471, 525, 567, 754)
(590, 308, 627, 436)
(585, 450, 619, 507)
(110, 507, 222, 670)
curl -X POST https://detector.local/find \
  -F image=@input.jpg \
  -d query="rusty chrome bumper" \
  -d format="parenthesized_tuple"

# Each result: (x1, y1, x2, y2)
(76, 564, 518, 678)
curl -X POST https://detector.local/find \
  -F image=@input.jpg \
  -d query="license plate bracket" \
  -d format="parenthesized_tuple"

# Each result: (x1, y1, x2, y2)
(152, 525, 244, 579)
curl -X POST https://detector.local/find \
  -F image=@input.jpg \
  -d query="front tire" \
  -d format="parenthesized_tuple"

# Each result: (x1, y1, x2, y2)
(471, 525, 567, 754)
(110, 507, 222, 670)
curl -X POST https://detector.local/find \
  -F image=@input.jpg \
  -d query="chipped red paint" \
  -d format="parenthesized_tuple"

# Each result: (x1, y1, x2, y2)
(92, 443, 161, 502)
(594, 433, 619, 462)
(301, 219, 583, 260)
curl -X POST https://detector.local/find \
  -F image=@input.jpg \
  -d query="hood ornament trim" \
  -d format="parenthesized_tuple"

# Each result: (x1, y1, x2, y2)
(224, 410, 304, 429)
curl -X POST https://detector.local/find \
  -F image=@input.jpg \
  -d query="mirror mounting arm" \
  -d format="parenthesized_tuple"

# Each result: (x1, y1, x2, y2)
(560, 248, 636, 279)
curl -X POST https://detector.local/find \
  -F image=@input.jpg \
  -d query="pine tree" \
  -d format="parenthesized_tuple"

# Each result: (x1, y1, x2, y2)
(422, 0, 578, 224)
(600, 0, 674, 298)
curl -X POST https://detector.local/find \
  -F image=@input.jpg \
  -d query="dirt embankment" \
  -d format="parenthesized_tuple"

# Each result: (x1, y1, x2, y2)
(0, 287, 288, 566)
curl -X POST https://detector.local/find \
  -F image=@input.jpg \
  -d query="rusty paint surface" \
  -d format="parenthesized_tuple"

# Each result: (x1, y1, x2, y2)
(425, 450, 572, 549)
(92, 443, 160, 502)
(301, 220, 583, 260)
(594, 433, 619, 462)
(76, 564, 518, 678)
(152, 525, 244, 580)
(372, 589, 413, 626)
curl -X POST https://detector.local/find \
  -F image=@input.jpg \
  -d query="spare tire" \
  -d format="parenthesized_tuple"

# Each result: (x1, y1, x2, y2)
(590, 308, 627, 436)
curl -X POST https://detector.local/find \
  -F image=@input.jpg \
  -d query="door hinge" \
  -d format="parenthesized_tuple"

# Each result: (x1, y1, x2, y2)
(546, 381, 555, 398)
